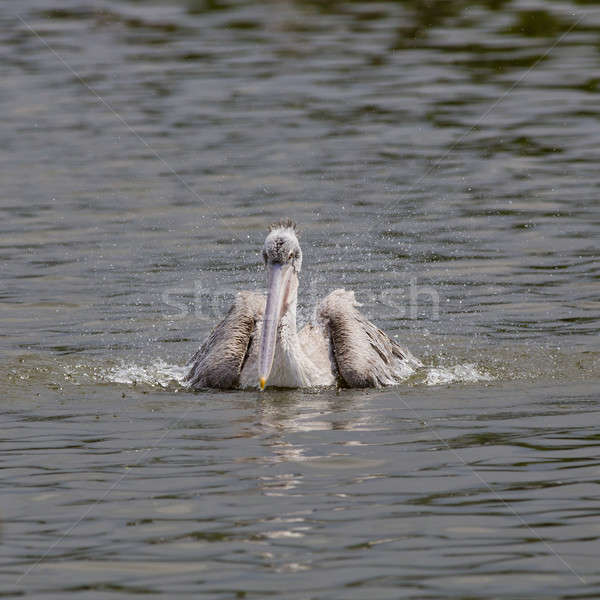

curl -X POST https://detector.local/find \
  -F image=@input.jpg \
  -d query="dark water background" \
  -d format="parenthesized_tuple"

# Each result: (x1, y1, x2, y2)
(1, 0, 600, 597)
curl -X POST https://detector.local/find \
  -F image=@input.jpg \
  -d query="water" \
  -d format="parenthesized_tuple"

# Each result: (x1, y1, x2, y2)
(1, 0, 599, 597)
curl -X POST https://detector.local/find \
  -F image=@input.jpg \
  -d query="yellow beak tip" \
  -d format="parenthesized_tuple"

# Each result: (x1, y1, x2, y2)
(259, 377, 266, 391)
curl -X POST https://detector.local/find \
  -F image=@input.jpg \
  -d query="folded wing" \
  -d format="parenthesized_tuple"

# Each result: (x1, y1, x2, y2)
(185, 291, 265, 390)
(317, 289, 422, 388)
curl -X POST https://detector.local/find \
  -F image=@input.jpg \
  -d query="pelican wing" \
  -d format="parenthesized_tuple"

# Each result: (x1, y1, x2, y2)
(185, 291, 265, 390)
(317, 289, 421, 387)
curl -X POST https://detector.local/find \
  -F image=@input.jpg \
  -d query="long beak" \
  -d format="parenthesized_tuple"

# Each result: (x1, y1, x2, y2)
(258, 262, 292, 390)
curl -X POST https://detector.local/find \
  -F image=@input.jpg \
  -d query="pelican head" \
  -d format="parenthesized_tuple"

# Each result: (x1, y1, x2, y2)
(258, 219, 301, 390)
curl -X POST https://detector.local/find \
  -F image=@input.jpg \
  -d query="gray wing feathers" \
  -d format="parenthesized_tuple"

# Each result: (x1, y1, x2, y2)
(317, 289, 421, 388)
(185, 291, 265, 390)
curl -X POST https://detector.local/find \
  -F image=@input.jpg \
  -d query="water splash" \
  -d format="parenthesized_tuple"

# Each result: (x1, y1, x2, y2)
(423, 363, 493, 386)
(101, 360, 188, 388)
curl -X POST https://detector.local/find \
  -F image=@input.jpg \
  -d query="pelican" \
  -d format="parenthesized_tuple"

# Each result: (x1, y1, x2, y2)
(185, 219, 421, 390)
